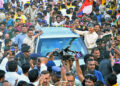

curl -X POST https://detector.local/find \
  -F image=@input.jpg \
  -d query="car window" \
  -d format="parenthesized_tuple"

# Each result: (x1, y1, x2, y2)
(36, 37, 88, 59)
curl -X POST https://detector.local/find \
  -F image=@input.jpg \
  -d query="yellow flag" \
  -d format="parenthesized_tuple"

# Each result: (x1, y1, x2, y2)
(102, 0, 106, 5)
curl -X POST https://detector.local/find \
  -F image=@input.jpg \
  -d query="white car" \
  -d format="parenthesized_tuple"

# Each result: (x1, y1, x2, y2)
(35, 27, 88, 66)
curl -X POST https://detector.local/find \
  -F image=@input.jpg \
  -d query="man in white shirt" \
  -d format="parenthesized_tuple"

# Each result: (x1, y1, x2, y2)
(52, 16, 65, 27)
(72, 23, 98, 53)
(5, 60, 20, 86)
(29, 56, 47, 75)
(23, 29, 43, 53)
(0, 9, 5, 22)
(60, 4, 66, 16)
(17, 63, 30, 83)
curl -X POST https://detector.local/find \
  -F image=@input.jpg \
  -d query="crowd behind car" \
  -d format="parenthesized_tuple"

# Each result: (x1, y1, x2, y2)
(0, 0, 120, 86)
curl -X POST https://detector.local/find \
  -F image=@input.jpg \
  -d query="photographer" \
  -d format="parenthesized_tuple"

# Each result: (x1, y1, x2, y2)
(15, 44, 31, 67)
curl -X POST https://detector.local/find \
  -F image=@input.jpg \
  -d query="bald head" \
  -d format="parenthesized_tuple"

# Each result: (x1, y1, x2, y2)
(5, 34, 10, 39)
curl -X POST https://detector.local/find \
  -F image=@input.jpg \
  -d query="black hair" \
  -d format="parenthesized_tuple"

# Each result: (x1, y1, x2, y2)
(66, 72, 75, 80)
(72, 16, 77, 20)
(21, 43, 28, 48)
(91, 47, 100, 54)
(12, 43, 18, 47)
(84, 54, 94, 63)
(104, 51, 110, 59)
(48, 4, 52, 8)
(27, 28, 33, 33)
(94, 81, 104, 86)
(56, 16, 61, 19)
(17, 8, 21, 12)
(41, 70, 49, 75)
(0, 70, 5, 79)
(65, 16, 70, 19)
(17, 81, 28, 86)
(28, 69, 38, 82)
(29, 25, 34, 29)
(43, 10, 47, 15)
(113, 64, 120, 74)
(8, 60, 17, 72)
(85, 74, 97, 82)
(61, 4, 66, 8)
(66, 72, 74, 77)
(2, 80, 9, 83)
(57, 11, 61, 15)
(14, 30, 19, 33)
(107, 74, 117, 85)
(69, 8, 73, 10)
(86, 58, 95, 64)
(21, 63, 30, 74)
(66, 9, 70, 14)
(67, 2, 70, 5)
(5, 39, 11, 46)
(27, 83, 34, 86)
(46, 6, 51, 11)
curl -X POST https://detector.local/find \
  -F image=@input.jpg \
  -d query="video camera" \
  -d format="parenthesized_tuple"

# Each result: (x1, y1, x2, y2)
(96, 33, 112, 44)
(53, 46, 82, 61)
(52, 38, 83, 61)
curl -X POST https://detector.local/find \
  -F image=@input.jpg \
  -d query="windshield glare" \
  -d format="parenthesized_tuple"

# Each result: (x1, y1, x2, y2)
(37, 37, 88, 59)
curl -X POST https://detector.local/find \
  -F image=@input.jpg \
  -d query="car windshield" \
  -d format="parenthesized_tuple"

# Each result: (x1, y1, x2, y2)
(36, 37, 88, 59)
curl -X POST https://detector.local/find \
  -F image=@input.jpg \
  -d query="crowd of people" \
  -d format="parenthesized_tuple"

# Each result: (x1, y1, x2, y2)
(0, 0, 120, 86)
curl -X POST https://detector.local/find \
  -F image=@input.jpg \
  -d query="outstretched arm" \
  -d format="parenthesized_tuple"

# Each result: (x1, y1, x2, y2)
(75, 57, 85, 82)
(72, 24, 85, 36)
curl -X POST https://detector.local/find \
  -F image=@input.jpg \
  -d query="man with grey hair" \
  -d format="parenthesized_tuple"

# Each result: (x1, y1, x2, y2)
(72, 23, 98, 53)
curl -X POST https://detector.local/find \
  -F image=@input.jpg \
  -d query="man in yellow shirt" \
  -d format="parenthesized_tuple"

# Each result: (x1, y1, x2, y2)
(14, 8, 27, 24)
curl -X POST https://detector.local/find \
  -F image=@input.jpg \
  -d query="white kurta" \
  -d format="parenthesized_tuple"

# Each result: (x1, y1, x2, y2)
(5, 72, 20, 86)
(74, 30, 98, 49)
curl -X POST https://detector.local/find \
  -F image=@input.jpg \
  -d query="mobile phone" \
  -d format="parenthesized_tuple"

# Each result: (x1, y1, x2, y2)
(76, 52, 82, 59)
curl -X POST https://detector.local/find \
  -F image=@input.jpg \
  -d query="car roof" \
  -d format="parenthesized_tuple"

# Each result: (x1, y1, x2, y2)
(38, 27, 80, 38)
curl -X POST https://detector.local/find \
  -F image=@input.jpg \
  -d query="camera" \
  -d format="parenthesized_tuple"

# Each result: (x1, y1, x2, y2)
(52, 47, 82, 61)
(52, 48, 71, 60)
